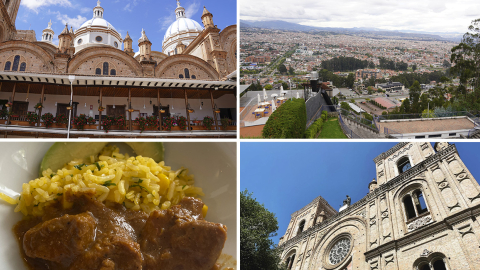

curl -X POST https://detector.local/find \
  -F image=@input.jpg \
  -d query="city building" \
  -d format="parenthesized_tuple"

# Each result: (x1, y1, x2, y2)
(376, 82, 405, 92)
(0, 0, 236, 138)
(278, 142, 480, 270)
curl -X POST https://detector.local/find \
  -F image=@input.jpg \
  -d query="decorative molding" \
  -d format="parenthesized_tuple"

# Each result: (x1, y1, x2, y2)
(374, 142, 409, 163)
(438, 180, 449, 191)
(469, 193, 480, 203)
(421, 142, 429, 150)
(387, 144, 413, 162)
(384, 254, 394, 265)
(407, 215, 433, 232)
(447, 203, 461, 212)
(355, 209, 366, 219)
(381, 209, 389, 220)
(455, 170, 468, 182)
(370, 216, 377, 226)
(446, 155, 456, 164)
(370, 260, 379, 270)
(420, 249, 432, 257)
(383, 232, 391, 241)
(370, 239, 377, 247)
(458, 225, 474, 237)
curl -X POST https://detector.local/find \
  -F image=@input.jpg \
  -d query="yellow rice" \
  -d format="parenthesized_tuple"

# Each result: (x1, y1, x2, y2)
(8, 145, 205, 217)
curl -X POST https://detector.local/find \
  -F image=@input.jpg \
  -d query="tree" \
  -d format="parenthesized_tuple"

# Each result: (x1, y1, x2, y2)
(412, 64, 417, 72)
(288, 65, 295, 75)
(278, 63, 287, 74)
(422, 109, 435, 118)
(345, 73, 355, 88)
(282, 82, 289, 90)
(409, 81, 422, 113)
(241, 190, 286, 270)
(265, 84, 273, 90)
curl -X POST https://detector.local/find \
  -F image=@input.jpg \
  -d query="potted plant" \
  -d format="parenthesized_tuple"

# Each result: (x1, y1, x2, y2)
(26, 112, 39, 125)
(41, 113, 54, 128)
(0, 107, 8, 119)
(5, 102, 13, 108)
(34, 103, 43, 110)
(135, 116, 147, 133)
(192, 117, 201, 126)
(54, 113, 67, 128)
(146, 115, 159, 130)
(101, 115, 116, 133)
(73, 114, 88, 130)
(202, 116, 214, 130)
(98, 106, 105, 112)
(220, 118, 231, 130)
(116, 115, 127, 129)
(162, 116, 175, 131)
(177, 116, 187, 130)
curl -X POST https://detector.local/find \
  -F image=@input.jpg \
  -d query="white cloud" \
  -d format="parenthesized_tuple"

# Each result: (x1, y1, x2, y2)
(185, 0, 200, 18)
(21, 0, 72, 13)
(54, 12, 87, 29)
(240, 0, 479, 33)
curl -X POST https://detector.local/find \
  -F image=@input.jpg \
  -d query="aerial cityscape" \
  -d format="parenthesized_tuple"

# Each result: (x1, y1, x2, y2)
(239, 0, 480, 139)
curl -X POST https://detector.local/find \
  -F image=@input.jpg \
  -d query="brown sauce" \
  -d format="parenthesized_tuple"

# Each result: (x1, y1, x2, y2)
(14, 192, 227, 270)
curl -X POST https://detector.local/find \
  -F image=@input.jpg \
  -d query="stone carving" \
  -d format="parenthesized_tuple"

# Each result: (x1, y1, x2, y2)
(378, 170, 384, 178)
(384, 254, 394, 265)
(421, 142, 429, 150)
(377, 160, 383, 166)
(370, 239, 377, 247)
(438, 180, 449, 191)
(383, 232, 391, 240)
(420, 249, 432, 257)
(355, 209, 366, 219)
(370, 217, 377, 226)
(343, 195, 351, 206)
(447, 202, 461, 212)
(469, 193, 480, 202)
(458, 225, 474, 237)
(381, 210, 389, 220)
(435, 142, 450, 152)
(455, 170, 468, 182)
(387, 144, 413, 161)
(407, 215, 433, 232)
(306, 249, 312, 258)
(370, 261, 379, 270)
(446, 155, 456, 164)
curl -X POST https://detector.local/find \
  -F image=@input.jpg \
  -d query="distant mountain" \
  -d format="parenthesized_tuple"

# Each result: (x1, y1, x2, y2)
(241, 20, 462, 42)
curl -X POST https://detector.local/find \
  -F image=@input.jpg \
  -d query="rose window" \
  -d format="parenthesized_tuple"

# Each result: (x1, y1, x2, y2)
(328, 238, 350, 265)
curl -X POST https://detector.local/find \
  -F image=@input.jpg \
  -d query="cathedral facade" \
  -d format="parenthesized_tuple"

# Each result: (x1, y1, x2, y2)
(278, 142, 480, 270)
(0, 0, 236, 137)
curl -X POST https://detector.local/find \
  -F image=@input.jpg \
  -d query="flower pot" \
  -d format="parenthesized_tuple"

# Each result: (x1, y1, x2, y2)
(85, 124, 98, 130)
(170, 126, 182, 131)
(192, 126, 206, 130)
(52, 123, 67, 129)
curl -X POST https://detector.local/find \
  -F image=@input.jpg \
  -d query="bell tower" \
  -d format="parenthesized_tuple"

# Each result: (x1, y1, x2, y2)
(123, 31, 134, 56)
(201, 6, 215, 29)
(41, 20, 55, 44)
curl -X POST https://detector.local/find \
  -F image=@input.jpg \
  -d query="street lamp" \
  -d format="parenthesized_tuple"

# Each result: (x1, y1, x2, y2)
(67, 75, 75, 139)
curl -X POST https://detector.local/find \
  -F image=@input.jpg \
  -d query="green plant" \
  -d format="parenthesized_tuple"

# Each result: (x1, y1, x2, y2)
(163, 116, 175, 131)
(177, 116, 187, 130)
(34, 103, 43, 110)
(26, 112, 39, 125)
(220, 118, 231, 130)
(101, 115, 116, 133)
(321, 110, 328, 121)
(73, 114, 88, 130)
(87, 116, 96, 125)
(146, 116, 159, 130)
(116, 115, 126, 127)
(262, 98, 307, 138)
(135, 117, 147, 133)
(202, 116, 214, 130)
(305, 118, 324, 138)
(41, 113, 54, 127)
(55, 113, 67, 124)
(0, 107, 7, 119)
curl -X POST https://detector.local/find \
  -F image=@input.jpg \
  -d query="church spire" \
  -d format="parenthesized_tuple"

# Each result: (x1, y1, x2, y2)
(175, 0, 186, 19)
(41, 20, 55, 43)
(93, 0, 104, 18)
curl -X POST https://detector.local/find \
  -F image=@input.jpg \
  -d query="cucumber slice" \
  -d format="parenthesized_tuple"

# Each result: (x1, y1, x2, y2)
(126, 142, 164, 162)
(39, 142, 108, 177)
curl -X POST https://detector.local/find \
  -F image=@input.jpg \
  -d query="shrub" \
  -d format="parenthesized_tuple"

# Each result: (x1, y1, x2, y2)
(87, 116, 96, 125)
(321, 110, 328, 121)
(363, 112, 373, 121)
(146, 116, 159, 130)
(41, 113, 54, 127)
(0, 107, 8, 119)
(73, 114, 88, 130)
(203, 116, 214, 130)
(262, 98, 307, 138)
(26, 112, 39, 125)
(116, 115, 126, 127)
(101, 115, 116, 133)
(163, 116, 175, 131)
(55, 113, 67, 124)
(135, 117, 147, 133)
(177, 116, 187, 130)
(304, 118, 324, 138)
(221, 118, 231, 130)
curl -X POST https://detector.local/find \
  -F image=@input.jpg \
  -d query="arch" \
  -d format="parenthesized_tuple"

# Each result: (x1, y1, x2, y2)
(12, 55, 20, 71)
(397, 155, 412, 174)
(0, 41, 55, 72)
(19, 62, 26, 71)
(413, 252, 450, 270)
(155, 54, 219, 80)
(191, 75, 196, 79)
(184, 68, 190, 78)
(4, 61, 11, 71)
(282, 248, 298, 270)
(297, 219, 306, 235)
(179, 74, 184, 79)
(110, 69, 116, 76)
(95, 68, 101, 75)
(68, 46, 143, 76)
(103, 62, 109, 75)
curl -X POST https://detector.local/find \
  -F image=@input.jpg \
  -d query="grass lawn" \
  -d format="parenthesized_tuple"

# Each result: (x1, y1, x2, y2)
(317, 118, 348, 139)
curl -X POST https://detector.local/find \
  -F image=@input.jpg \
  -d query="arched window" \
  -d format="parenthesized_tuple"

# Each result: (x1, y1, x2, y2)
(12, 55, 20, 71)
(432, 259, 447, 270)
(288, 254, 295, 269)
(397, 156, 412, 174)
(19, 62, 26, 72)
(110, 69, 116, 76)
(184, 68, 190, 79)
(95, 68, 101, 75)
(191, 75, 196, 79)
(179, 74, 184, 79)
(4, 61, 11, 71)
(420, 264, 431, 270)
(103, 62, 109, 75)
(297, 220, 305, 235)
(403, 188, 429, 221)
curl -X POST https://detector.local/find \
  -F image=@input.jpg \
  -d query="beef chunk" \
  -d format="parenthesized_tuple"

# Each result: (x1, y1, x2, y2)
(140, 197, 227, 270)
(23, 212, 96, 264)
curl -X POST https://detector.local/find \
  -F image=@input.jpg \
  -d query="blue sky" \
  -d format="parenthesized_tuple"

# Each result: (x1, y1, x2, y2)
(240, 142, 480, 244)
(15, 0, 236, 53)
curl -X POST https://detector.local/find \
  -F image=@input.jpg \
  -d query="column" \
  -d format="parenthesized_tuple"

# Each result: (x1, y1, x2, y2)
(37, 85, 44, 127)
(128, 88, 132, 131)
(210, 89, 219, 130)
(99, 87, 103, 128)
(7, 82, 16, 125)
(157, 89, 162, 131)
(184, 89, 190, 131)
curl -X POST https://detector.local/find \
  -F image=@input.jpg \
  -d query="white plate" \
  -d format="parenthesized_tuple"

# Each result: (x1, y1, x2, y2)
(0, 142, 237, 269)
